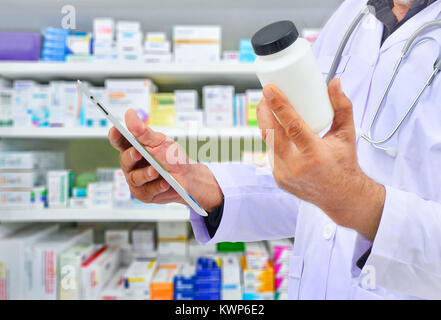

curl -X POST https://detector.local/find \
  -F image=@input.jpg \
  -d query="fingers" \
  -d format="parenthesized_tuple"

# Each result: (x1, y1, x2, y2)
(257, 99, 296, 160)
(120, 147, 144, 173)
(262, 85, 318, 152)
(127, 165, 159, 187)
(131, 178, 170, 202)
(108, 127, 131, 152)
(327, 79, 355, 139)
(125, 109, 166, 147)
(151, 188, 181, 204)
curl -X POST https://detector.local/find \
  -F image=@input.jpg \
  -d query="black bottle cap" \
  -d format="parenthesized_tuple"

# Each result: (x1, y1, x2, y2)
(251, 20, 299, 56)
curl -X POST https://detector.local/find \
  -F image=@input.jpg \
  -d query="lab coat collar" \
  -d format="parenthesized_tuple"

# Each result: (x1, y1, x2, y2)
(380, 0, 441, 53)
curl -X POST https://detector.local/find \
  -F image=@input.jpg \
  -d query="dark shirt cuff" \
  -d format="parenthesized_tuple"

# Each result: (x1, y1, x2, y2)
(203, 197, 224, 238)
(356, 246, 372, 270)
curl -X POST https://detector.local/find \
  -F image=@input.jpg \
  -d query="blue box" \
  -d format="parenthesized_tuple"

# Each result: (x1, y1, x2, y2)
(174, 291, 195, 300)
(195, 293, 221, 300)
(239, 39, 256, 63)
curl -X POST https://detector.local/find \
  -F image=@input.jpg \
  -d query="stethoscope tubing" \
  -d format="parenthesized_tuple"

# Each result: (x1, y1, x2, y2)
(328, 5, 441, 156)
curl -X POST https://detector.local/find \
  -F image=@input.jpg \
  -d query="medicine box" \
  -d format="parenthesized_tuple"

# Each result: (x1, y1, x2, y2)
(174, 263, 196, 289)
(0, 152, 64, 170)
(246, 90, 263, 127)
(113, 169, 132, 208)
(93, 18, 115, 42)
(143, 53, 172, 64)
(145, 32, 167, 43)
(176, 111, 204, 130)
(81, 245, 121, 300)
(151, 264, 179, 300)
(0, 88, 13, 127)
(116, 21, 141, 33)
(105, 228, 132, 266)
(203, 86, 234, 128)
(157, 222, 188, 241)
(149, 93, 176, 127)
(195, 257, 222, 300)
(233, 93, 247, 127)
(243, 292, 275, 300)
(101, 268, 127, 300)
(27, 227, 93, 300)
(66, 32, 91, 55)
(173, 25, 221, 64)
(221, 256, 242, 300)
(0, 186, 47, 209)
(13, 80, 36, 127)
(132, 225, 155, 256)
(88, 182, 113, 209)
(123, 259, 157, 298)
(42, 28, 68, 62)
(158, 240, 188, 257)
(48, 170, 74, 208)
(189, 239, 216, 259)
(64, 81, 86, 127)
(49, 81, 66, 127)
(223, 50, 240, 63)
(59, 243, 95, 300)
(239, 39, 256, 63)
(174, 90, 198, 112)
(30, 85, 51, 127)
(0, 170, 45, 188)
(144, 41, 170, 54)
(105, 79, 157, 123)
(0, 224, 59, 300)
(245, 242, 270, 270)
(105, 230, 129, 246)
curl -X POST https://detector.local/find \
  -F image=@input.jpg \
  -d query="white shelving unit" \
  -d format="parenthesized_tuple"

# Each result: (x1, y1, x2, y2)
(0, 126, 261, 139)
(0, 62, 262, 223)
(0, 0, 343, 224)
(0, 62, 259, 88)
(0, 206, 190, 222)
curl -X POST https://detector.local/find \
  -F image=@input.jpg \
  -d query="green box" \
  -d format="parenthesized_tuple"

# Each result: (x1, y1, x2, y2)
(217, 242, 245, 253)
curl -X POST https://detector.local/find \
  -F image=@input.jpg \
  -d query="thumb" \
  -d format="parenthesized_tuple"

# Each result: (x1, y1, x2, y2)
(125, 109, 166, 147)
(327, 78, 355, 139)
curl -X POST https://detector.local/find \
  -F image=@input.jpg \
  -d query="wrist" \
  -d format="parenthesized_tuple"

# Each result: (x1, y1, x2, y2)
(186, 163, 224, 213)
(349, 175, 386, 241)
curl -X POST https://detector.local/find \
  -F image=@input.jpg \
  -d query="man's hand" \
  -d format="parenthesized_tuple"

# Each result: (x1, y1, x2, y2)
(108, 109, 223, 212)
(257, 79, 385, 241)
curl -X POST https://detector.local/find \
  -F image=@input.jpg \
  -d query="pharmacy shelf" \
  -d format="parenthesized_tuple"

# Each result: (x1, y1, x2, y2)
(0, 126, 261, 139)
(0, 62, 260, 88)
(0, 207, 190, 222)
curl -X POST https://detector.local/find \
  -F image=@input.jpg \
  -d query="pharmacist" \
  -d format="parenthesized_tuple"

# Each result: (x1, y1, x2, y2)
(109, 0, 441, 299)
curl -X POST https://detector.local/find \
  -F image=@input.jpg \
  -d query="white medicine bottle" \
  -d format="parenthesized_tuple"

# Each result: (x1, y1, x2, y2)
(252, 21, 334, 133)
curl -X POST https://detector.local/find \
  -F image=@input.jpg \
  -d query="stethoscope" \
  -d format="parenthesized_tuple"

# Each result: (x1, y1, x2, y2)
(326, 5, 441, 157)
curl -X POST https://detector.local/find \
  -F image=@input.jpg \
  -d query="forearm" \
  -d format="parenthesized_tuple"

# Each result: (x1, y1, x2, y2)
(190, 162, 300, 244)
(325, 172, 386, 241)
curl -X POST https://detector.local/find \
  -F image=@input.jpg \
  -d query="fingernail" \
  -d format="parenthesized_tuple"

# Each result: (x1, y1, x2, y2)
(147, 167, 153, 177)
(263, 87, 274, 100)
(161, 180, 169, 191)
(130, 149, 141, 161)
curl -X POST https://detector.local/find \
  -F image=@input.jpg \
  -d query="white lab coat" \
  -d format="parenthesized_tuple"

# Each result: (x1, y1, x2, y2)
(190, 0, 441, 299)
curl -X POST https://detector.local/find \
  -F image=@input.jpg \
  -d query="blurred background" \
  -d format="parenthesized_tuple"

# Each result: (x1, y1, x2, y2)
(0, 0, 342, 301)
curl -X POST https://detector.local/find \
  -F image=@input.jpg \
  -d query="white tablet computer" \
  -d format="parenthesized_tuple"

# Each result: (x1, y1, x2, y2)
(76, 80, 208, 217)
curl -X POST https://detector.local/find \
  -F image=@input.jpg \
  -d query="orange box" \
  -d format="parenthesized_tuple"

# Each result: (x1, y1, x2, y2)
(150, 264, 178, 300)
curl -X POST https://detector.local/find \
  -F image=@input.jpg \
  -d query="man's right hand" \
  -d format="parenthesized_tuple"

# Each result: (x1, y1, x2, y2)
(108, 109, 223, 212)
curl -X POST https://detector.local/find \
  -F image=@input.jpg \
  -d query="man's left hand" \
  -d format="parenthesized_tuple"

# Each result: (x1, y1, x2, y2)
(257, 78, 385, 241)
